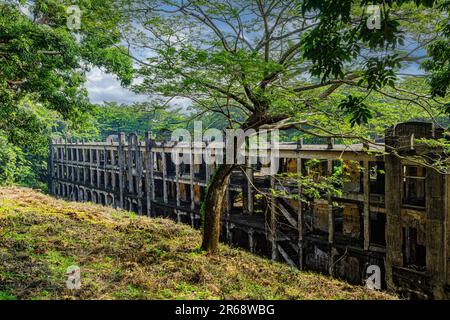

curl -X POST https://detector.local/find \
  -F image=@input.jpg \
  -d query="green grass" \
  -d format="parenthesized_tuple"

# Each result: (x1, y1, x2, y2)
(0, 187, 397, 300)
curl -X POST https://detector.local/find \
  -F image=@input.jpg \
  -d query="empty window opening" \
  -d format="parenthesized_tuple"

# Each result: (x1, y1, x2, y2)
(154, 180, 164, 199)
(333, 206, 343, 235)
(100, 171, 105, 188)
(340, 160, 362, 193)
(402, 166, 426, 207)
(402, 227, 426, 271)
(167, 181, 177, 203)
(369, 161, 385, 195)
(370, 212, 386, 246)
(92, 171, 98, 186)
(165, 153, 176, 177)
(231, 191, 244, 213)
(279, 158, 297, 173)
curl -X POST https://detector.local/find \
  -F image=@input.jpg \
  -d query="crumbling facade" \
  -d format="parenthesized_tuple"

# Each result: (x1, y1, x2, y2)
(48, 122, 450, 299)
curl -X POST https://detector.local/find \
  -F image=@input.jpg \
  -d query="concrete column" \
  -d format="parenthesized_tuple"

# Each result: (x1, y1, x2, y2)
(118, 133, 126, 209)
(127, 139, 134, 194)
(133, 135, 144, 215)
(63, 140, 68, 180)
(103, 147, 108, 189)
(426, 168, 447, 298)
(175, 152, 181, 208)
(248, 228, 255, 253)
(136, 143, 143, 215)
(327, 159, 334, 276)
(96, 168, 101, 189)
(269, 174, 278, 261)
(145, 132, 154, 217)
(172, 145, 181, 207)
(327, 159, 334, 244)
(111, 171, 116, 192)
(205, 143, 211, 183)
(384, 154, 402, 291)
(190, 212, 195, 228)
(363, 160, 370, 250)
(90, 167, 94, 187)
(161, 144, 168, 204)
(48, 138, 55, 194)
(226, 222, 234, 244)
(225, 187, 231, 218)
(190, 144, 195, 211)
(297, 156, 304, 269)
(247, 166, 254, 215)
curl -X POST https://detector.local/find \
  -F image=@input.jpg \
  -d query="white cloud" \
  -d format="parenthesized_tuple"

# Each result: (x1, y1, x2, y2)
(85, 68, 192, 110)
(85, 68, 148, 105)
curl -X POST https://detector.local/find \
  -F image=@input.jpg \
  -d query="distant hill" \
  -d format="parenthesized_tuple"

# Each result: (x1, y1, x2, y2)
(0, 187, 395, 300)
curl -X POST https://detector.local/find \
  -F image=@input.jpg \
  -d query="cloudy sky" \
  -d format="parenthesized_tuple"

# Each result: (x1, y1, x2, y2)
(86, 67, 193, 110)
(86, 68, 148, 105)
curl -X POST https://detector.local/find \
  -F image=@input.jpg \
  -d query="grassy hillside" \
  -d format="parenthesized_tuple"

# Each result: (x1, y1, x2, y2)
(0, 187, 396, 300)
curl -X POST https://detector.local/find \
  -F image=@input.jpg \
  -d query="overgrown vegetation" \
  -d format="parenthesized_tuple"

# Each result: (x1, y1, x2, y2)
(0, 187, 396, 300)
(0, 0, 133, 188)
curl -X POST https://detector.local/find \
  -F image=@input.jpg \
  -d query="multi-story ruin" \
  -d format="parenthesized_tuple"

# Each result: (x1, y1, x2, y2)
(48, 122, 450, 299)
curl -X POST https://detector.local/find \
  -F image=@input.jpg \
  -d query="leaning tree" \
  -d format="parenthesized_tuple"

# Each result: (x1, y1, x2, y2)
(121, 0, 450, 252)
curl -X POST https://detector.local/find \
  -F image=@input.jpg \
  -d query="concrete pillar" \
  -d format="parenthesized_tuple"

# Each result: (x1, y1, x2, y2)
(226, 222, 234, 244)
(248, 228, 255, 253)
(363, 160, 370, 250)
(297, 156, 304, 269)
(269, 174, 278, 261)
(327, 159, 334, 244)
(426, 168, 447, 298)
(145, 133, 154, 216)
(225, 187, 231, 218)
(190, 212, 194, 228)
(190, 144, 195, 211)
(118, 133, 126, 209)
(247, 166, 254, 215)
(162, 144, 168, 204)
(96, 168, 101, 189)
(205, 142, 211, 183)
(327, 159, 334, 276)
(175, 142, 181, 208)
(127, 139, 134, 195)
(127, 134, 143, 214)
(384, 153, 402, 291)
(103, 147, 108, 189)
(48, 138, 54, 194)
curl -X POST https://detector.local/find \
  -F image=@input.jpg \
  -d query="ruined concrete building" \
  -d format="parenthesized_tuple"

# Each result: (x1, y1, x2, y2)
(48, 122, 450, 299)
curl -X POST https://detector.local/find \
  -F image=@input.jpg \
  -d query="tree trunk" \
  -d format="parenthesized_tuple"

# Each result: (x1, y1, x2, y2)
(201, 163, 235, 252)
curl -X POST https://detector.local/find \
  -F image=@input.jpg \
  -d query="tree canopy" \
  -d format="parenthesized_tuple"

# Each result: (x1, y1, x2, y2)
(124, 0, 449, 138)
(0, 0, 133, 186)
(118, 0, 450, 251)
